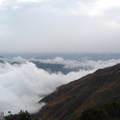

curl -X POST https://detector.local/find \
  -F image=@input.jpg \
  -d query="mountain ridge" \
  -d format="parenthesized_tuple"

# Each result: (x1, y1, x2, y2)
(37, 64, 120, 120)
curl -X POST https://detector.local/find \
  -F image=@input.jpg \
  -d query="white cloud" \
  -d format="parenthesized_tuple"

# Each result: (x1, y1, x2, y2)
(0, 32, 9, 36)
(17, 0, 45, 2)
(0, 0, 6, 5)
(0, 32, 4, 36)
(69, 0, 120, 16)
(104, 20, 120, 29)
(0, 0, 8, 6)
(12, 5, 22, 10)
(88, 0, 120, 16)
(0, 57, 120, 115)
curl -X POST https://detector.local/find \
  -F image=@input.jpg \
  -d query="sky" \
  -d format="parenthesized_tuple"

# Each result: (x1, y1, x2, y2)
(0, 0, 120, 54)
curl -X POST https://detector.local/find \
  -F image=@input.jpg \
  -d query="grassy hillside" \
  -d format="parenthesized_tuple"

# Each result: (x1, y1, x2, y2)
(37, 64, 120, 120)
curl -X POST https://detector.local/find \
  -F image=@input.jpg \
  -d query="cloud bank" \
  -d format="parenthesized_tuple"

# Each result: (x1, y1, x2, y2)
(0, 0, 120, 53)
(0, 57, 120, 115)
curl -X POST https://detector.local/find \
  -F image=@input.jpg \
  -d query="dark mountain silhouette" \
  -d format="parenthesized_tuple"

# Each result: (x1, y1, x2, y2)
(32, 61, 91, 74)
(32, 61, 71, 74)
(36, 64, 120, 120)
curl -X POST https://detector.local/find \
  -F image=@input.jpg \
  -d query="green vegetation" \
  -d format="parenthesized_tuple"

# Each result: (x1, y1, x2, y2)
(5, 110, 32, 120)
(4, 102, 120, 120)
(76, 102, 120, 120)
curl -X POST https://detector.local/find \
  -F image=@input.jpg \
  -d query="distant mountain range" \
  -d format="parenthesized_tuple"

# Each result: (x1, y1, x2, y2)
(35, 64, 120, 120)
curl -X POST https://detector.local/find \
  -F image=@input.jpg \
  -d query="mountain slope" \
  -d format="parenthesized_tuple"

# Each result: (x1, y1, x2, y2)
(37, 64, 120, 120)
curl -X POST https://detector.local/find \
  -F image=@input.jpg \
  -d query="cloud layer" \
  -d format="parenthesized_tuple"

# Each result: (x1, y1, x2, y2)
(0, 0, 120, 53)
(0, 56, 120, 115)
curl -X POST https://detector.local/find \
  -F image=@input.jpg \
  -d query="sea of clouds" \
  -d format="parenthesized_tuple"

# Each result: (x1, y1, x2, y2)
(0, 56, 120, 115)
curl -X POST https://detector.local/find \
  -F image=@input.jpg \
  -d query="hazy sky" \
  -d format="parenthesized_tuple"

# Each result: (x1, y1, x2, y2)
(0, 0, 120, 53)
